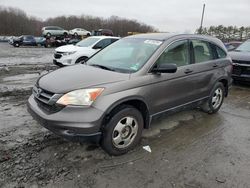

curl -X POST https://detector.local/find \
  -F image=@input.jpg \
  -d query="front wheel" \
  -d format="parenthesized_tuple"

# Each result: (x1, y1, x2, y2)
(75, 56, 88, 64)
(201, 82, 225, 114)
(14, 43, 19, 47)
(101, 105, 144, 156)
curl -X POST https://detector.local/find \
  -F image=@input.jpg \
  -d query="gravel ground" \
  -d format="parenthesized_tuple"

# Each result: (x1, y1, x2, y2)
(0, 42, 250, 188)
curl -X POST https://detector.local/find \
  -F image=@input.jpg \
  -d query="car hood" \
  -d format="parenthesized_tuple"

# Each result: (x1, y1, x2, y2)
(229, 51, 250, 61)
(38, 64, 130, 93)
(55, 44, 93, 53)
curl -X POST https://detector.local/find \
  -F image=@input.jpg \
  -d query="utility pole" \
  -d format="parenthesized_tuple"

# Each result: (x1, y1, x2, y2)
(199, 3, 206, 34)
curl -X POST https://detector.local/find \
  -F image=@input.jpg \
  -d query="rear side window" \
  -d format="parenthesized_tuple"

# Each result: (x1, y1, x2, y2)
(94, 39, 112, 49)
(192, 40, 213, 63)
(216, 46, 227, 58)
(155, 40, 189, 67)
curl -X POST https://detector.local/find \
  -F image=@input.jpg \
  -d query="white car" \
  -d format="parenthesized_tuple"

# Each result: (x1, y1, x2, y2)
(53, 36, 120, 66)
(69, 28, 91, 36)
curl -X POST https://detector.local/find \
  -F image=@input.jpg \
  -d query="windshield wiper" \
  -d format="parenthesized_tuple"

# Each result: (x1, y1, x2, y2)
(89, 64, 115, 71)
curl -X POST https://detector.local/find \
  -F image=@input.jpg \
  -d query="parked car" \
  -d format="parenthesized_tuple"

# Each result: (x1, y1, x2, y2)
(0, 36, 10, 42)
(92, 29, 114, 36)
(9, 35, 37, 47)
(42, 26, 69, 38)
(225, 41, 242, 51)
(69, 28, 91, 36)
(53, 36, 120, 66)
(67, 38, 81, 45)
(35, 37, 46, 47)
(229, 39, 250, 82)
(28, 33, 232, 155)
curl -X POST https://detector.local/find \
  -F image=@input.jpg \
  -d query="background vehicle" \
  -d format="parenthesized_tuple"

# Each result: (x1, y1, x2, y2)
(225, 41, 242, 51)
(53, 36, 120, 66)
(28, 33, 232, 155)
(67, 38, 81, 45)
(229, 39, 250, 82)
(42, 26, 68, 38)
(69, 28, 91, 36)
(92, 29, 114, 36)
(35, 37, 46, 47)
(9, 35, 37, 47)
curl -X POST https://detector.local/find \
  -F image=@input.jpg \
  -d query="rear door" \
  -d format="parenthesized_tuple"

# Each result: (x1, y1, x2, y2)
(188, 39, 219, 98)
(23, 36, 33, 45)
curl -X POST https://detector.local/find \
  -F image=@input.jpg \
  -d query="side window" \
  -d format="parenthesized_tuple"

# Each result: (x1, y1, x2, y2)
(192, 40, 213, 63)
(216, 46, 227, 58)
(155, 40, 189, 67)
(111, 39, 118, 43)
(94, 39, 112, 49)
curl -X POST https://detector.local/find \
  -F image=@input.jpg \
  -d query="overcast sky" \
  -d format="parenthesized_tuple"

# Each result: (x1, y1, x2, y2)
(1, 0, 249, 32)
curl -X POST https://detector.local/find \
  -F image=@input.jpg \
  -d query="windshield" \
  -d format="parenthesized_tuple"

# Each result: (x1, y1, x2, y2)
(87, 38, 162, 73)
(235, 40, 250, 52)
(76, 37, 100, 47)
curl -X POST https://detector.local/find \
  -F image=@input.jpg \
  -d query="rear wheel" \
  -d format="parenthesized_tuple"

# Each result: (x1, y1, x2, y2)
(201, 82, 225, 114)
(63, 32, 68, 38)
(101, 105, 144, 156)
(74, 32, 78, 37)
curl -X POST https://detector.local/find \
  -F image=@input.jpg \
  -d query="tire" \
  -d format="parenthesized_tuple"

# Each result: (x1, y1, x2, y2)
(45, 43, 51, 48)
(46, 33, 51, 38)
(63, 32, 68, 38)
(87, 33, 91, 36)
(75, 56, 88, 64)
(14, 43, 19, 47)
(201, 82, 225, 114)
(74, 32, 78, 37)
(101, 105, 144, 156)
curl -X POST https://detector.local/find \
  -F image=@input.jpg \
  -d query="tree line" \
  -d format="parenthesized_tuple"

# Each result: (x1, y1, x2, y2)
(197, 25, 250, 42)
(0, 6, 156, 37)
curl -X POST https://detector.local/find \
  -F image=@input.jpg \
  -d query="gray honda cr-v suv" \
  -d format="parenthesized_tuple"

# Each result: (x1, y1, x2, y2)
(28, 33, 232, 155)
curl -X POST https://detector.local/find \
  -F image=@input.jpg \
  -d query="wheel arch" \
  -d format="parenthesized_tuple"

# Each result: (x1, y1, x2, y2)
(75, 56, 88, 64)
(217, 77, 229, 97)
(103, 97, 151, 129)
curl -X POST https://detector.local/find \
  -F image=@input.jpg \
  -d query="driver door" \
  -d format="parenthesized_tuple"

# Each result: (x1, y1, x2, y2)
(148, 39, 199, 114)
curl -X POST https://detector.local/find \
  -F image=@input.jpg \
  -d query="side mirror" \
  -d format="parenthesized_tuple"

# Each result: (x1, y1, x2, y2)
(151, 63, 177, 74)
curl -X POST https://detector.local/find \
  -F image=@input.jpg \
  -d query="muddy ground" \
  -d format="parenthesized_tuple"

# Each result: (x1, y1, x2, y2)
(0, 42, 250, 188)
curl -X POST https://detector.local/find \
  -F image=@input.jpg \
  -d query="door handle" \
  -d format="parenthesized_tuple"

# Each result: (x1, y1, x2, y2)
(213, 64, 218, 68)
(184, 69, 193, 74)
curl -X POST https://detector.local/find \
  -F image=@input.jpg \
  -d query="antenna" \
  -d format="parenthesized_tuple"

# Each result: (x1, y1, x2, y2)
(199, 4, 206, 34)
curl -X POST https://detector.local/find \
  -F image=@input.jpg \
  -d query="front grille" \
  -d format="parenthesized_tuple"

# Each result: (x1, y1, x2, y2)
(33, 86, 64, 114)
(232, 60, 250, 65)
(35, 98, 64, 114)
(232, 65, 250, 76)
(33, 86, 54, 104)
(54, 53, 62, 59)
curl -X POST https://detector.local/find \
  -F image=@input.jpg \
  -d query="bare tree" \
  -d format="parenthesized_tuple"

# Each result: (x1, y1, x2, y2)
(0, 6, 156, 37)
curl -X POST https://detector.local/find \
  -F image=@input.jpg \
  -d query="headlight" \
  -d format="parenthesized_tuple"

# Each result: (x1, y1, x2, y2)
(56, 88, 104, 106)
(63, 51, 76, 56)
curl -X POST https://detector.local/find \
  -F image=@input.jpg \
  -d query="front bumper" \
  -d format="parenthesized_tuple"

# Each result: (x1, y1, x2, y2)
(53, 58, 74, 66)
(27, 95, 104, 142)
(232, 63, 250, 82)
(53, 59, 64, 67)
